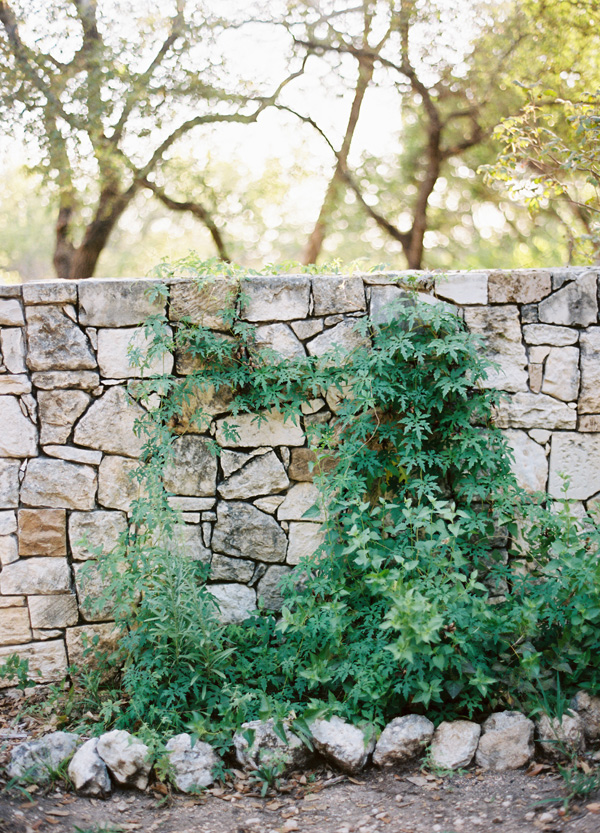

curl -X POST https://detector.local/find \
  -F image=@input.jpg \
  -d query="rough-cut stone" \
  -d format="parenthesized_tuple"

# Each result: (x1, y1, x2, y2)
(210, 553, 255, 582)
(0, 298, 24, 325)
(488, 270, 552, 304)
(207, 583, 257, 623)
(286, 522, 325, 565)
(570, 691, 600, 741)
(96, 730, 151, 790)
(475, 711, 534, 771)
(0, 595, 24, 608)
(463, 306, 528, 392)
(548, 432, 600, 499)
(69, 510, 127, 561)
(310, 716, 375, 773)
(253, 495, 285, 513)
(523, 324, 579, 346)
(312, 276, 366, 315)
(165, 733, 219, 793)
(212, 501, 287, 563)
(579, 328, 600, 413)
(28, 594, 79, 628)
(66, 623, 119, 670)
(307, 318, 370, 358)
(370, 285, 413, 326)
(538, 270, 598, 326)
(234, 718, 310, 773)
(98, 455, 142, 512)
(21, 458, 97, 510)
(242, 276, 310, 321)
(0, 510, 17, 535)
(288, 448, 336, 482)
(0, 459, 19, 508)
(23, 282, 76, 305)
(18, 508, 66, 556)
(0, 395, 38, 457)
(430, 721, 481, 771)
(0, 534, 18, 565)
(221, 448, 265, 478)
(168, 382, 233, 430)
(218, 450, 289, 499)
(278, 483, 324, 521)
(436, 271, 488, 305)
(1, 328, 26, 373)
(97, 326, 173, 378)
(291, 319, 324, 340)
(32, 370, 99, 390)
(373, 715, 435, 766)
(254, 323, 307, 362)
(169, 278, 237, 328)
(0, 374, 31, 394)
(74, 385, 144, 457)
(537, 713, 585, 760)
(216, 408, 304, 448)
(79, 279, 166, 327)
(504, 430, 548, 493)
(541, 347, 579, 402)
(26, 305, 96, 371)
(170, 523, 211, 562)
(7, 732, 78, 783)
(257, 564, 291, 610)
(43, 445, 102, 465)
(38, 390, 91, 444)
(68, 738, 112, 797)
(0, 639, 67, 686)
(73, 562, 113, 622)
(167, 496, 215, 511)
(0, 607, 32, 645)
(0, 557, 71, 595)
(494, 392, 576, 430)
(164, 436, 217, 496)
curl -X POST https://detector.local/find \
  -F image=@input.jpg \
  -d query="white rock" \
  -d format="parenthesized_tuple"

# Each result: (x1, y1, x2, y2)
(0, 640, 67, 686)
(463, 306, 528, 392)
(310, 716, 375, 773)
(218, 450, 289, 499)
(165, 733, 219, 792)
(74, 385, 145, 457)
(307, 318, 370, 358)
(523, 324, 579, 346)
(254, 323, 306, 359)
(79, 279, 166, 327)
(170, 523, 211, 563)
(0, 459, 19, 508)
(579, 327, 600, 413)
(0, 606, 32, 645)
(242, 276, 310, 321)
(504, 430, 548, 492)
(312, 276, 366, 315)
(0, 534, 18, 565)
(96, 730, 151, 790)
(206, 582, 257, 623)
(0, 510, 17, 535)
(278, 483, 324, 521)
(373, 715, 435, 766)
(0, 298, 24, 325)
(1, 328, 26, 373)
(23, 282, 76, 304)
(475, 711, 534, 771)
(216, 408, 304, 448)
(537, 712, 585, 760)
(164, 436, 218, 496)
(435, 271, 488, 305)
(0, 374, 31, 394)
(97, 326, 173, 378)
(32, 370, 99, 390)
(28, 594, 79, 628)
(548, 432, 600, 500)
(69, 510, 127, 561)
(233, 718, 310, 772)
(68, 738, 112, 797)
(0, 395, 38, 457)
(21, 458, 97, 510)
(570, 690, 600, 741)
(257, 564, 292, 610)
(38, 389, 91, 445)
(254, 494, 285, 514)
(291, 319, 324, 340)
(541, 347, 579, 402)
(538, 270, 598, 326)
(286, 522, 325, 565)
(43, 445, 103, 465)
(26, 305, 96, 371)
(430, 721, 481, 770)
(210, 553, 255, 582)
(0, 557, 71, 595)
(169, 278, 237, 328)
(97, 455, 142, 512)
(7, 732, 78, 783)
(493, 392, 576, 430)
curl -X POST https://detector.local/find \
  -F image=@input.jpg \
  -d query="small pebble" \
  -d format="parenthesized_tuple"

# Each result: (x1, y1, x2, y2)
(538, 811, 555, 823)
(524, 811, 535, 821)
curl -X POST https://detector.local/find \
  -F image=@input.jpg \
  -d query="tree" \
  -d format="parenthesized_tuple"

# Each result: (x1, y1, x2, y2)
(0, 1, 301, 279)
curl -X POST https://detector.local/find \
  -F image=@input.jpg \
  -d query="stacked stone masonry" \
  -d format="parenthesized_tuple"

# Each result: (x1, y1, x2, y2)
(1, 268, 599, 683)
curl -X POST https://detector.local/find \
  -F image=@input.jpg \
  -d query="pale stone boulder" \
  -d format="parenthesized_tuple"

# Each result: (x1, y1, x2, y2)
(307, 318, 370, 357)
(312, 276, 366, 315)
(436, 271, 488, 305)
(233, 718, 310, 773)
(0, 395, 38, 457)
(79, 278, 166, 327)
(0, 557, 71, 595)
(0, 639, 67, 686)
(216, 408, 304, 448)
(1, 328, 26, 373)
(7, 732, 78, 783)
(169, 278, 237, 328)
(504, 430, 548, 493)
(96, 730, 151, 790)
(0, 607, 32, 646)
(253, 494, 285, 514)
(164, 436, 217, 496)
(0, 298, 25, 325)
(74, 385, 145, 457)
(373, 715, 435, 766)
(97, 326, 173, 378)
(28, 594, 79, 628)
(165, 733, 220, 792)
(538, 270, 598, 326)
(579, 327, 600, 413)
(257, 564, 292, 610)
(18, 508, 66, 556)
(548, 432, 600, 500)
(98, 455, 142, 512)
(206, 582, 257, 623)
(536, 713, 585, 760)
(212, 501, 287, 562)
(493, 392, 576, 430)
(430, 721, 481, 770)
(286, 522, 325, 565)
(21, 458, 97, 510)
(570, 691, 600, 742)
(278, 482, 324, 521)
(68, 737, 112, 797)
(310, 716, 375, 773)
(220, 448, 269, 478)
(38, 389, 91, 445)
(26, 305, 96, 371)
(242, 276, 310, 321)
(463, 306, 528, 392)
(254, 323, 306, 359)
(0, 459, 19, 508)
(475, 711, 534, 771)
(541, 347, 579, 402)
(218, 450, 289, 499)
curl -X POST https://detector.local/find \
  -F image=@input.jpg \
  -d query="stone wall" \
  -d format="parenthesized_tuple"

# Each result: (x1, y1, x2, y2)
(1, 268, 599, 684)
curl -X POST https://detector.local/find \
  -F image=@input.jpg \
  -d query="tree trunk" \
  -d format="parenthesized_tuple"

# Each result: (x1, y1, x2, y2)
(53, 203, 76, 280)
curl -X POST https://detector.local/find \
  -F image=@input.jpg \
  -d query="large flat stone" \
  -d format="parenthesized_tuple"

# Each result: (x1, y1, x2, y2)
(21, 458, 97, 510)
(493, 392, 576, 430)
(538, 270, 598, 326)
(541, 347, 579, 402)
(242, 276, 310, 321)
(218, 450, 289, 499)
(32, 371, 99, 390)
(74, 385, 145, 457)
(312, 276, 366, 315)
(23, 282, 76, 305)
(488, 270, 552, 304)
(38, 390, 89, 445)
(254, 323, 306, 359)
(307, 318, 370, 358)
(168, 382, 233, 432)
(98, 455, 142, 512)
(504, 430, 548, 492)
(278, 482, 324, 521)
(69, 510, 127, 561)
(97, 326, 173, 378)
(549, 432, 600, 499)
(43, 445, 102, 465)
(28, 594, 79, 628)
(169, 277, 237, 329)
(286, 522, 326, 565)
(0, 557, 71, 595)
(18, 508, 66, 556)
(0, 607, 32, 646)
(463, 306, 528, 392)
(435, 271, 488, 304)
(0, 395, 38, 457)
(207, 583, 257, 623)
(579, 327, 600, 413)
(0, 460, 20, 508)
(212, 501, 287, 562)
(79, 279, 166, 326)
(164, 436, 217, 496)
(0, 640, 67, 686)
(25, 305, 96, 371)
(1, 328, 26, 373)
(216, 408, 304, 447)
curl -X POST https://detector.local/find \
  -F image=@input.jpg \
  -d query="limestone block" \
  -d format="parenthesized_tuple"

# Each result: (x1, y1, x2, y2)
(212, 501, 287, 562)
(169, 277, 237, 329)
(169, 523, 211, 563)
(538, 270, 598, 326)
(28, 594, 79, 628)
(312, 276, 366, 315)
(23, 282, 76, 305)
(0, 374, 31, 394)
(0, 459, 20, 508)
(1, 328, 26, 373)
(429, 720, 481, 771)
(26, 305, 96, 371)
(0, 285, 21, 298)
(43, 445, 103, 465)
(0, 298, 24, 325)
(493, 392, 576, 430)
(549, 432, 600, 499)
(234, 718, 310, 773)
(0, 607, 32, 645)
(164, 436, 217, 496)
(74, 385, 144, 457)
(68, 737, 112, 798)
(73, 562, 113, 622)
(216, 408, 304, 448)
(291, 319, 324, 340)
(307, 318, 370, 359)
(286, 522, 325, 565)
(579, 415, 600, 432)
(97, 326, 173, 378)
(253, 495, 285, 514)
(505, 428, 549, 491)
(242, 275, 310, 321)
(579, 327, 600, 413)
(541, 346, 579, 402)
(370, 285, 412, 326)
(21, 458, 97, 510)
(167, 496, 215, 511)
(463, 306, 528, 392)
(435, 271, 488, 305)
(95, 730, 151, 790)
(18, 509, 66, 557)
(169, 384, 233, 435)
(0, 534, 18, 564)
(522, 324, 578, 346)
(218, 450, 289, 499)
(537, 712, 585, 761)
(69, 510, 127, 561)
(0, 640, 67, 686)
(98, 455, 142, 512)
(211, 554, 254, 582)
(310, 716, 375, 774)
(373, 715, 435, 766)
(0, 510, 17, 535)
(254, 323, 306, 359)
(165, 733, 219, 793)
(278, 482, 324, 521)
(220, 448, 267, 478)
(0, 395, 38, 457)
(66, 623, 119, 670)
(257, 564, 291, 610)
(476, 711, 534, 771)
(0, 557, 70, 595)
(38, 390, 90, 446)
(207, 583, 257, 623)
(488, 270, 552, 304)
(32, 370, 99, 390)
(79, 279, 166, 326)
(0, 595, 25, 607)
(529, 364, 543, 393)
